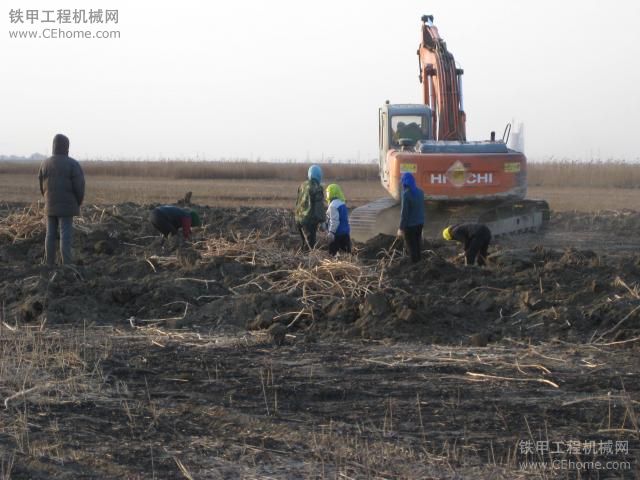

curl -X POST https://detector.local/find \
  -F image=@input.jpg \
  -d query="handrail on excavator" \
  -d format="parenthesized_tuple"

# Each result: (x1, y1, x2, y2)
(502, 123, 512, 144)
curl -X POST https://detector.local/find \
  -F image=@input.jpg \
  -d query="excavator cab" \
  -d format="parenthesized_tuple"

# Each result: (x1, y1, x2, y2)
(379, 103, 432, 184)
(383, 104, 433, 149)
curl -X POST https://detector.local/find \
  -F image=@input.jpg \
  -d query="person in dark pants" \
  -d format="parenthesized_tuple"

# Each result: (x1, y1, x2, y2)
(443, 223, 492, 266)
(38, 134, 85, 266)
(150, 206, 201, 247)
(397, 172, 425, 263)
(294, 165, 325, 250)
(325, 183, 351, 256)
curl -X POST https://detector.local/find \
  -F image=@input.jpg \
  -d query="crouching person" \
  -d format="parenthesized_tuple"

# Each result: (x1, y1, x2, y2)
(442, 223, 492, 266)
(150, 206, 201, 248)
(38, 134, 85, 266)
(325, 184, 351, 255)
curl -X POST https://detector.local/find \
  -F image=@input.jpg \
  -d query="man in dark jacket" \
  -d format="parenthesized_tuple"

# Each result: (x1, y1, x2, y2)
(443, 223, 492, 266)
(397, 172, 425, 262)
(150, 205, 201, 247)
(294, 165, 325, 250)
(38, 134, 85, 266)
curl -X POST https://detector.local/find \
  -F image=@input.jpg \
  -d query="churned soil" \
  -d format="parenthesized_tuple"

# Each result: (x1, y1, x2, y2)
(0, 202, 639, 478)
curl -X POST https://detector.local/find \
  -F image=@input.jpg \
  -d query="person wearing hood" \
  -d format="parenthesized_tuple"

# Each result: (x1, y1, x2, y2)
(38, 134, 85, 266)
(442, 223, 492, 266)
(325, 184, 351, 255)
(149, 205, 201, 248)
(397, 172, 425, 263)
(294, 165, 325, 249)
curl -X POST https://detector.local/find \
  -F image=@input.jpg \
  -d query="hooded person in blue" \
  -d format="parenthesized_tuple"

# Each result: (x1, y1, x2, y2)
(294, 165, 325, 249)
(325, 184, 351, 255)
(397, 172, 425, 262)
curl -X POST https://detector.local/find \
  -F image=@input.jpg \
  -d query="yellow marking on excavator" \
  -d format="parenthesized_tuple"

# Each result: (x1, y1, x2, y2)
(400, 163, 417, 173)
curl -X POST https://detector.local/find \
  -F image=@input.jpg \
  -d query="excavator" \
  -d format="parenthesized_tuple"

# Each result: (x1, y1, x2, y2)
(350, 15, 549, 242)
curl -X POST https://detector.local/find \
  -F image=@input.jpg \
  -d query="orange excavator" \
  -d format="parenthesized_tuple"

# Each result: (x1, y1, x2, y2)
(350, 15, 549, 242)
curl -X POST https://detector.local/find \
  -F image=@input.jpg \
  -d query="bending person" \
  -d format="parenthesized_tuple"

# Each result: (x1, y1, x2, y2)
(150, 205, 201, 247)
(443, 223, 492, 266)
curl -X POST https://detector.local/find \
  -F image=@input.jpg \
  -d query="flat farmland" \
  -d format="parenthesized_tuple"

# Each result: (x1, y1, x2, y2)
(1, 162, 639, 478)
(2, 172, 640, 212)
(0, 174, 386, 208)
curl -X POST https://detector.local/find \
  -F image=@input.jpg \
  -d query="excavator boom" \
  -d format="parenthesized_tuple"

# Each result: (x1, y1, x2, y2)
(419, 15, 466, 141)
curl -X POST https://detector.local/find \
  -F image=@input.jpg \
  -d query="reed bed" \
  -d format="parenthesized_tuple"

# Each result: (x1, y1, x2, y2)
(3, 159, 639, 187)
(527, 160, 640, 188)
(0, 160, 378, 181)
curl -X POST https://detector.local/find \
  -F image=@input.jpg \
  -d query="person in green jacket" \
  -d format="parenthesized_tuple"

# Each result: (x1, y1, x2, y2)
(294, 165, 325, 249)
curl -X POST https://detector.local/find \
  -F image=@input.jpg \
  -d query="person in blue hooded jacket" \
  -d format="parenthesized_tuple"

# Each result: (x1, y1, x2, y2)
(397, 172, 425, 262)
(325, 183, 351, 255)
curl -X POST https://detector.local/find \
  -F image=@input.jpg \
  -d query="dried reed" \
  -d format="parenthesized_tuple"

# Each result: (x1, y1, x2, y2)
(0, 203, 46, 243)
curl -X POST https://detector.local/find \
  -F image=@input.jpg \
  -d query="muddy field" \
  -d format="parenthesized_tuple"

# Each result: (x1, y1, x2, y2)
(1, 202, 639, 479)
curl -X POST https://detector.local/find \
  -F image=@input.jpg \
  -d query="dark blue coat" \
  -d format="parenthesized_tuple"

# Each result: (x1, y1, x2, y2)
(399, 187, 425, 229)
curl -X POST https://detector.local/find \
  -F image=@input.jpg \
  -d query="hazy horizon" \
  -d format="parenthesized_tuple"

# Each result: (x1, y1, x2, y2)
(2, 0, 639, 162)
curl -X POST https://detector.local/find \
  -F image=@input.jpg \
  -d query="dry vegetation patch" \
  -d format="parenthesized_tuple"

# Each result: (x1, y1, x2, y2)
(0, 325, 638, 478)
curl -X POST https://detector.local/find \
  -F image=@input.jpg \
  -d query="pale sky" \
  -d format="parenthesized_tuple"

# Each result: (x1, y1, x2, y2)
(1, 0, 639, 162)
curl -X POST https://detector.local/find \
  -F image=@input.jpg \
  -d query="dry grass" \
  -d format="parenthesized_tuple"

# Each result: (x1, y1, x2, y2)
(4, 159, 640, 187)
(0, 160, 378, 181)
(199, 229, 296, 267)
(528, 186, 640, 212)
(0, 324, 112, 463)
(1, 322, 636, 478)
(0, 203, 46, 243)
(0, 203, 146, 245)
(197, 229, 397, 324)
(528, 160, 640, 188)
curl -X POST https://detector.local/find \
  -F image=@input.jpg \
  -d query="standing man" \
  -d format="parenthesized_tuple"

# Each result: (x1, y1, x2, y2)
(38, 133, 85, 266)
(397, 172, 425, 263)
(442, 223, 492, 266)
(325, 183, 351, 255)
(294, 165, 325, 250)
(149, 205, 201, 248)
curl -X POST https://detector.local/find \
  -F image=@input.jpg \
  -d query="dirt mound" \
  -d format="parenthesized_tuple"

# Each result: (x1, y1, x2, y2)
(1, 203, 640, 346)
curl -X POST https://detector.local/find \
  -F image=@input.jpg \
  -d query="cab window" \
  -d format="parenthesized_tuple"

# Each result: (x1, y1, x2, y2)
(391, 115, 430, 146)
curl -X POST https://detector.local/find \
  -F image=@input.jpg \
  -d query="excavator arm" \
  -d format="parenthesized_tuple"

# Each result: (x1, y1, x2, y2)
(418, 15, 466, 141)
